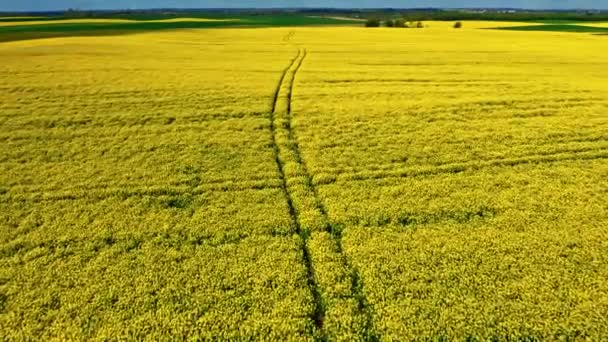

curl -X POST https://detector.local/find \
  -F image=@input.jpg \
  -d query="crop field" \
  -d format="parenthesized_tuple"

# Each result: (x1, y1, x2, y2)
(0, 15, 360, 43)
(1, 21, 608, 340)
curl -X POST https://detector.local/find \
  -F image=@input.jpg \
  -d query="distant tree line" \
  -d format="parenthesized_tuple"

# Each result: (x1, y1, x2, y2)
(301, 8, 608, 22)
(365, 18, 426, 28)
(398, 10, 608, 22)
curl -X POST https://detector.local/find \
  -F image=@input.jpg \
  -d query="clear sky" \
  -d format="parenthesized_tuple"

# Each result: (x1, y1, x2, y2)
(1, 1, 607, 12)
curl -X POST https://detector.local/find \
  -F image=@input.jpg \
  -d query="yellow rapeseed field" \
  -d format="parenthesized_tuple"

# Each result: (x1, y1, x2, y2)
(1, 23, 607, 340)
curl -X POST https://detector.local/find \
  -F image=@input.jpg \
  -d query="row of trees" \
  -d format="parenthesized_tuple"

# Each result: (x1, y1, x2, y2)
(345, 9, 608, 22)
(365, 19, 463, 28)
(365, 19, 422, 28)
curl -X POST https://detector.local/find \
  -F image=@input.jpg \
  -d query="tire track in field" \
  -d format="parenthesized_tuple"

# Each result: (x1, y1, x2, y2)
(268, 49, 325, 332)
(271, 48, 378, 340)
(286, 50, 378, 339)
(271, 50, 301, 114)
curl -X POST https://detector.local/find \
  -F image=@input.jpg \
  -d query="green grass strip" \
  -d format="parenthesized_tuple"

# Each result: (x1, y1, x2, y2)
(496, 24, 608, 33)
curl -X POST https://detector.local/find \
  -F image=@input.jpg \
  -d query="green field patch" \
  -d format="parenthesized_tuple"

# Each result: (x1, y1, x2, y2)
(532, 19, 606, 24)
(0, 17, 48, 22)
(496, 24, 608, 33)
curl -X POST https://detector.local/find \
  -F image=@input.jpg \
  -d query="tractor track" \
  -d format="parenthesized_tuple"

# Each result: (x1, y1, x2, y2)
(268, 48, 325, 332)
(270, 47, 378, 340)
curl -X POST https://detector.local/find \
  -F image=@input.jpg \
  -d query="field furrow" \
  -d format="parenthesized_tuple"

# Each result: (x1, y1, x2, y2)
(270, 47, 378, 340)
(321, 148, 608, 184)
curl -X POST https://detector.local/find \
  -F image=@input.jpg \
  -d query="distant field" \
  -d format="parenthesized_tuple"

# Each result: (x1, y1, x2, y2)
(0, 15, 360, 42)
(2, 16, 604, 43)
(0, 18, 235, 26)
(0, 14, 608, 42)
(0, 16, 45, 20)
(1, 22, 608, 340)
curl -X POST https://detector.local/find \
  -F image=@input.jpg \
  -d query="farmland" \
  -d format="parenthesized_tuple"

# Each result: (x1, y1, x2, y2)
(0, 15, 360, 43)
(1, 18, 608, 340)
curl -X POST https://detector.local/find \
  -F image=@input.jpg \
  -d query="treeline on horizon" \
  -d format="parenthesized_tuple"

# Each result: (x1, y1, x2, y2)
(1, 8, 608, 22)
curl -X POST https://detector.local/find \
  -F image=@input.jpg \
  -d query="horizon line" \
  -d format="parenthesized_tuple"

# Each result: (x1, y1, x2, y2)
(2, 7, 607, 14)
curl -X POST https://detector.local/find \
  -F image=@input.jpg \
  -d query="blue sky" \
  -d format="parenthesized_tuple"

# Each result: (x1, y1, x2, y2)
(2, 1, 607, 12)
